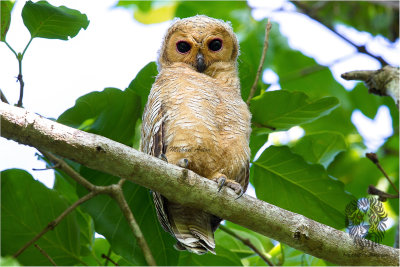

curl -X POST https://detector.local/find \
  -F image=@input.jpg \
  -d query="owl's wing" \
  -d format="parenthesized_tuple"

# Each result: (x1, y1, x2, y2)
(140, 87, 173, 234)
(236, 160, 250, 193)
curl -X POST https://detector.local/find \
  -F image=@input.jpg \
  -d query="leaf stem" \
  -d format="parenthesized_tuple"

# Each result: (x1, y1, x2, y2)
(4, 41, 18, 57)
(246, 19, 272, 106)
(22, 37, 33, 58)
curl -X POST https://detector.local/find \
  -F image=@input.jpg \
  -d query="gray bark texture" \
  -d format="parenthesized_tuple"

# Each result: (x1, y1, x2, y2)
(1, 102, 399, 266)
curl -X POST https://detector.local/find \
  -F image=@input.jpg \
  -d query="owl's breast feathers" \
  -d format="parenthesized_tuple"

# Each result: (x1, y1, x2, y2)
(141, 65, 251, 254)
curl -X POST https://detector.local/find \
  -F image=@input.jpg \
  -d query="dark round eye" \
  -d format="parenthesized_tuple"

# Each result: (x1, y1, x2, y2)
(208, 39, 222, 51)
(176, 41, 191, 53)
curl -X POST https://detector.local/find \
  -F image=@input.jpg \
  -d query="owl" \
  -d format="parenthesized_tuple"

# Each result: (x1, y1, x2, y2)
(140, 15, 251, 255)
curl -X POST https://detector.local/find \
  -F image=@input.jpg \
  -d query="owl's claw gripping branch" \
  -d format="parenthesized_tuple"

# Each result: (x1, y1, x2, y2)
(214, 176, 244, 199)
(214, 176, 226, 192)
(160, 153, 168, 163)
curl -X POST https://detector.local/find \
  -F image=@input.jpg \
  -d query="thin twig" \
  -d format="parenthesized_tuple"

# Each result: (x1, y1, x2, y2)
(110, 179, 157, 266)
(368, 185, 399, 202)
(366, 153, 399, 194)
(219, 225, 274, 266)
(0, 89, 9, 104)
(13, 191, 97, 258)
(291, 1, 388, 66)
(246, 19, 272, 106)
(104, 247, 112, 266)
(101, 253, 119, 266)
(34, 244, 57, 266)
(32, 163, 60, 171)
(41, 151, 96, 191)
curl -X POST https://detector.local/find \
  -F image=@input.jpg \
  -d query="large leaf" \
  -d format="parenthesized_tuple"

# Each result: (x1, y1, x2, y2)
(1, 169, 82, 266)
(22, 1, 89, 40)
(177, 246, 243, 266)
(349, 83, 383, 119)
(53, 171, 95, 257)
(127, 61, 158, 115)
(250, 90, 339, 131)
(251, 146, 355, 229)
(58, 87, 140, 146)
(1, 0, 15, 42)
(76, 169, 179, 266)
(291, 131, 347, 167)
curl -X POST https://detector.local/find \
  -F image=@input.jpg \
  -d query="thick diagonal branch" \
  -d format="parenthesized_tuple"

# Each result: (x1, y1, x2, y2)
(0, 102, 398, 266)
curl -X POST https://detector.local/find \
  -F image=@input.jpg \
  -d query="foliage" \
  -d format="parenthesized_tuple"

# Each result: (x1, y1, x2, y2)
(1, 0, 398, 266)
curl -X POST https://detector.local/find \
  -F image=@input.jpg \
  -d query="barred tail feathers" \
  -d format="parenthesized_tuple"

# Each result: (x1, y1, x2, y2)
(167, 202, 216, 255)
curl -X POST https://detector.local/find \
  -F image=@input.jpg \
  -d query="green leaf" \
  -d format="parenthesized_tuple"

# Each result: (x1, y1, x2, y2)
(53, 172, 95, 257)
(134, 3, 177, 24)
(292, 131, 347, 167)
(269, 244, 327, 266)
(127, 61, 158, 115)
(21, 0, 89, 40)
(1, 0, 15, 42)
(58, 87, 141, 146)
(0, 256, 20, 266)
(76, 169, 178, 266)
(1, 169, 82, 266)
(251, 146, 355, 229)
(177, 246, 243, 266)
(249, 127, 270, 162)
(250, 90, 339, 131)
(81, 238, 125, 266)
(349, 83, 383, 119)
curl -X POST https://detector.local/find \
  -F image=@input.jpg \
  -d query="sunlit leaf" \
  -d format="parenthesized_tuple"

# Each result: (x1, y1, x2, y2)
(22, 0, 89, 40)
(134, 3, 177, 24)
(0, 0, 15, 42)
(250, 90, 339, 131)
(252, 146, 355, 229)
(292, 131, 347, 167)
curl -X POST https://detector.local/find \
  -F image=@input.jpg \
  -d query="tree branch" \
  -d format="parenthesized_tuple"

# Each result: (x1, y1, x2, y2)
(246, 19, 272, 106)
(219, 225, 274, 266)
(1, 102, 399, 266)
(342, 66, 400, 107)
(291, 1, 389, 66)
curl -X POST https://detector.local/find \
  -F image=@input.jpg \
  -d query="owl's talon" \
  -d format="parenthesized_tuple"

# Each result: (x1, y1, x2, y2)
(213, 176, 226, 192)
(160, 153, 168, 163)
(235, 188, 244, 199)
(177, 158, 189, 168)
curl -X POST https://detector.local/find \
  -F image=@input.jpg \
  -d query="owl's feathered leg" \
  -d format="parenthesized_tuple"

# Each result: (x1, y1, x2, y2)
(212, 173, 244, 199)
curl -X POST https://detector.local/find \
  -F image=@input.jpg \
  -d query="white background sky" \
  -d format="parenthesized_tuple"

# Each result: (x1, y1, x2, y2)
(0, 0, 398, 190)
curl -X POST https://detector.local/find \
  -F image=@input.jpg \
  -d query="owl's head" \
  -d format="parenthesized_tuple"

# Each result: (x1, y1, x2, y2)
(158, 15, 239, 75)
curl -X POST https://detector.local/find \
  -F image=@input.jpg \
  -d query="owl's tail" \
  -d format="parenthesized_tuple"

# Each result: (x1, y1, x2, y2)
(167, 203, 217, 255)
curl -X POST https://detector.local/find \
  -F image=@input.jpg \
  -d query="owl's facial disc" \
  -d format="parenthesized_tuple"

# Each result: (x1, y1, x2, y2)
(196, 52, 206, 72)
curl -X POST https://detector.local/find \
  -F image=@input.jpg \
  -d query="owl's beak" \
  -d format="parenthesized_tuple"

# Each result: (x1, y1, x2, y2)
(196, 52, 206, 72)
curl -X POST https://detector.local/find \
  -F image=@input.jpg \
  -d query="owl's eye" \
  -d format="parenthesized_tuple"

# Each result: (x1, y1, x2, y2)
(208, 39, 222, 52)
(176, 41, 191, 53)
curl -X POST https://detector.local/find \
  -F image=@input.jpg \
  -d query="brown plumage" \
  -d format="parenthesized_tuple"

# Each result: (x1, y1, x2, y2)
(140, 15, 251, 254)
